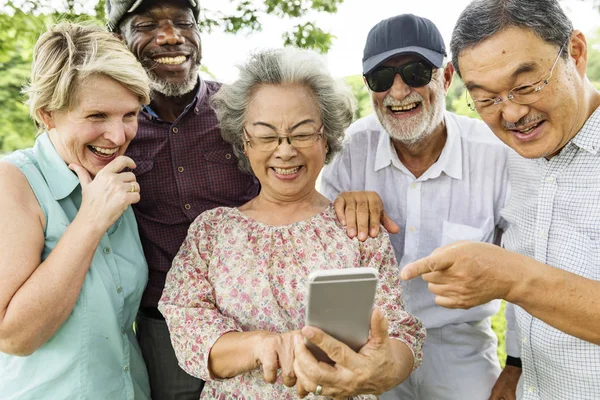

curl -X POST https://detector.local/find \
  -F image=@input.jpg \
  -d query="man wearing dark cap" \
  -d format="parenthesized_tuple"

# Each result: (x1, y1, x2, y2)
(105, 1, 260, 398)
(321, 14, 512, 399)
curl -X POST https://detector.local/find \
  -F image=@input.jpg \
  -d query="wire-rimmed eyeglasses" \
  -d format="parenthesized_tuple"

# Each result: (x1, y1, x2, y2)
(243, 125, 324, 152)
(466, 38, 569, 115)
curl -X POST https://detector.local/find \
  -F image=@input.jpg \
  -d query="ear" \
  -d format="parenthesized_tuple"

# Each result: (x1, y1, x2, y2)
(38, 108, 55, 130)
(568, 30, 588, 78)
(442, 63, 454, 93)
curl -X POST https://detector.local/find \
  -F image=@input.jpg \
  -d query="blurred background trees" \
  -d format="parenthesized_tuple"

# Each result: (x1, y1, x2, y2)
(0, 0, 344, 152)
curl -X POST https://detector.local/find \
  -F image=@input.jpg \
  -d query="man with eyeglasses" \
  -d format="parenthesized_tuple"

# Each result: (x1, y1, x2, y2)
(402, 1, 600, 399)
(321, 14, 511, 400)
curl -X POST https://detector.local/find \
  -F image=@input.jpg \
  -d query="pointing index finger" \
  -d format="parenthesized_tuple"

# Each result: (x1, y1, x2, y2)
(400, 248, 455, 280)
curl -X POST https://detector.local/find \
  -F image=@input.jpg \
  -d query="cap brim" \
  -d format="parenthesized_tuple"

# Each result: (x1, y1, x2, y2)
(363, 46, 444, 74)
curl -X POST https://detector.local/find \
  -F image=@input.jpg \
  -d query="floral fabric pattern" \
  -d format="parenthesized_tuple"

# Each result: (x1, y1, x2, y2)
(159, 205, 425, 399)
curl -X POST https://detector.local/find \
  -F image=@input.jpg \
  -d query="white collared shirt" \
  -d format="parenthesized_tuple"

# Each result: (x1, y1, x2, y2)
(320, 112, 510, 328)
(502, 106, 600, 399)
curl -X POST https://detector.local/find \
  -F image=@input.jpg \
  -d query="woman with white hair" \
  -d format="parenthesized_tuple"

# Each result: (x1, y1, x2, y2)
(159, 47, 425, 399)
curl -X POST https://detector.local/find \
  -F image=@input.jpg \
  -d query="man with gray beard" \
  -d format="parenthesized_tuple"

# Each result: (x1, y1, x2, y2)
(105, 1, 262, 398)
(321, 14, 513, 400)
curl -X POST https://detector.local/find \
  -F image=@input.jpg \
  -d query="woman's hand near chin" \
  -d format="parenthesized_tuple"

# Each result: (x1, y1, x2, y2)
(69, 155, 140, 233)
(293, 307, 414, 398)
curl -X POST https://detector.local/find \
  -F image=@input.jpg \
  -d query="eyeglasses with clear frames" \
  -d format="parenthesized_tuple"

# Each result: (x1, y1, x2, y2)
(244, 125, 324, 152)
(466, 38, 569, 115)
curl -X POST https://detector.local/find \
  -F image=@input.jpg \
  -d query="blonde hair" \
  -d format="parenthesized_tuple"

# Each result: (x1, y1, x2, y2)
(24, 22, 150, 131)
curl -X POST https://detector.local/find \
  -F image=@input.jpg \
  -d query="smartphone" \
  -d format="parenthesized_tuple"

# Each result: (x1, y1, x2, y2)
(304, 267, 378, 363)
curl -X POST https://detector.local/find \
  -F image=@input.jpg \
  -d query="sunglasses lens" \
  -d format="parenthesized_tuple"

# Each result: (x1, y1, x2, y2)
(400, 62, 433, 87)
(365, 68, 396, 92)
(365, 62, 434, 92)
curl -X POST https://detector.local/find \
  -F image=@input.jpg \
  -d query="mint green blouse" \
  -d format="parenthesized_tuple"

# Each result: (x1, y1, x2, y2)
(0, 133, 150, 399)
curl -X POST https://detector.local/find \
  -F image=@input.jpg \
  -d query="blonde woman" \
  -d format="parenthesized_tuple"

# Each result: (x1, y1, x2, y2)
(0, 23, 151, 399)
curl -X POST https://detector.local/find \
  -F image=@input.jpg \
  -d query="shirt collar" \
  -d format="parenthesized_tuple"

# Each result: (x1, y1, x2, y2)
(374, 111, 463, 180)
(33, 132, 80, 201)
(571, 105, 600, 155)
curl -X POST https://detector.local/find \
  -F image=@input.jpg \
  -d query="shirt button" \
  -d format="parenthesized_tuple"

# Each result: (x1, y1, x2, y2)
(103, 247, 111, 254)
(545, 176, 555, 183)
(172, 127, 179, 134)
(123, 365, 129, 372)
(225, 153, 232, 160)
(184, 204, 191, 210)
(410, 183, 417, 189)
(178, 166, 184, 173)
(528, 386, 536, 393)
(538, 230, 547, 238)
(194, 108, 200, 114)
(521, 336, 528, 344)
(409, 226, 416, 232)
(116, 285, 123, 294)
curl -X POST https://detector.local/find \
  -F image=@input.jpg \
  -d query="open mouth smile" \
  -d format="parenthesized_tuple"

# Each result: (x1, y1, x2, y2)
(88, 145, 118, 158)
(388, 102, 421, 114)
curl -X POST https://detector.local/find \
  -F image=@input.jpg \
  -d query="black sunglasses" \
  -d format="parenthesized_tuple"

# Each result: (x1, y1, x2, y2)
(364, 61, 434, 92)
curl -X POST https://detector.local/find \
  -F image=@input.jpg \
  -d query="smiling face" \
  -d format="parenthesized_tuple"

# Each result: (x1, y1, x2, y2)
(122, 0, 201, 97)
(244, 83, 327, 203)
(41, 74, 141, 177)
(370, 54, 448, 146)
(459, 27, 589, 159)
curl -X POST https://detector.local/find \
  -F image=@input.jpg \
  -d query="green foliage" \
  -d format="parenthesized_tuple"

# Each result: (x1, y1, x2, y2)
(492, 301, 507, 368)
(344, 75, 372, 120)
(587, 29, 600, 85)
(0, 0, 344, 153)
(283, 22, 334, 54)
(200, 0, 344, 53)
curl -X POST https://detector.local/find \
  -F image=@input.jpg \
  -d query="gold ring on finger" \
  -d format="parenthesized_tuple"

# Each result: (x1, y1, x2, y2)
(314, 384, 323, 395)
(129, 182, 136, 193)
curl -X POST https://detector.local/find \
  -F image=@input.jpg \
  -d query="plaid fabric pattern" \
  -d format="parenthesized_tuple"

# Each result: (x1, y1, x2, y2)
(502, 106, 600, 399)
(127, 79, 260, 308)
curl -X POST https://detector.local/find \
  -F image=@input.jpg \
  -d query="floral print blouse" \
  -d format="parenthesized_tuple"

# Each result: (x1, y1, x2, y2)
(159, 205, 425, 399)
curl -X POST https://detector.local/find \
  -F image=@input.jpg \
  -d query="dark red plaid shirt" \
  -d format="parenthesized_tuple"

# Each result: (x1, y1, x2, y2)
(127, 79, 260, 308)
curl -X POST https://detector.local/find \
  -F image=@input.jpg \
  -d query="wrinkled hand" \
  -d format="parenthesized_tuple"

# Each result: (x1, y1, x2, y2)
(400, 241, 522, 309)
(489, 365, 521, 400)
(293, 307, 403, 398)
(333, 191, 399, 241)
(253, 331, 302, 387)
(70, 156, 139, 233)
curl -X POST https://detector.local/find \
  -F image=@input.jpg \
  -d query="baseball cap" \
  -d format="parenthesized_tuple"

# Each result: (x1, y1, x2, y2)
(106, 0, 201, 32)
(362, 14, 446, 74)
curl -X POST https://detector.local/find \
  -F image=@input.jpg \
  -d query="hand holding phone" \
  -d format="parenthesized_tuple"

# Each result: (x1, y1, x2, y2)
(304, 267, 378, 363)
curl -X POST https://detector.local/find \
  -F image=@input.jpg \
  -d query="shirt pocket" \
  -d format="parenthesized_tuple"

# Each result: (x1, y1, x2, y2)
(441, 218, 494, 246)
(130, 159, 154, 177)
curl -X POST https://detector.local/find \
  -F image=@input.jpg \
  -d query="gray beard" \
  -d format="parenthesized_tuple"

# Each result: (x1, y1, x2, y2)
(374, 77, 446, 147)
(148, 63, 200, 98)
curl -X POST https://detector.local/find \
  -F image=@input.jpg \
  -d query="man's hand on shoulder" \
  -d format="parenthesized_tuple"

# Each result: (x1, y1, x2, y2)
(333, 191, 399, 241)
